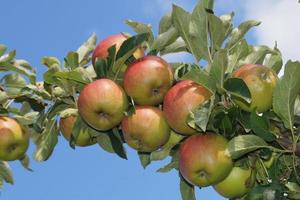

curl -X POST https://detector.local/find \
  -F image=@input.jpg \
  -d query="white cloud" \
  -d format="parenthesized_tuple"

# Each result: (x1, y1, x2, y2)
(242, 0, 300, 61)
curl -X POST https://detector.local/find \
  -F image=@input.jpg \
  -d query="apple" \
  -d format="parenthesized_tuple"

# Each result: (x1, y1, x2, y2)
(59, 115, 96, 147)
(78, 79, 128, 131)
(0, 117, 29, 161)
(124, 56, 174, 106)
(232, 64, 278, 113)
(121, 106, 170, 152)
(92, 33, 144, 66)
(213, 166, 254, 198)
(163, 80, 212, 135)
(179, 133, 233, 187)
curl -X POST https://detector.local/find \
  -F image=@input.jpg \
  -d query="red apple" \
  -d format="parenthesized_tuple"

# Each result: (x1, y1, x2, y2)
(59, 115, 96, 147)
(163, 80, 212, 135)
(92, 33, 144, 66)
(121, 106, 170, 152)
(0, 117, 29, 161)
(78, 79, 128, 131)
(232, 64, 278, 113)
(179, 133, 233, 187)
(124, 56, 174, 106)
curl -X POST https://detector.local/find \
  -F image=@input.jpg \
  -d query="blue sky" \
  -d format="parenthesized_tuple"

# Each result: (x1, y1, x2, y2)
(1, 0, 299, 200)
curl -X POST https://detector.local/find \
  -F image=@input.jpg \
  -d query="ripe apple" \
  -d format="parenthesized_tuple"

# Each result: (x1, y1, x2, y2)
(233, 64, 278, 113)
(163, 80, 212, 135)
(124, 56, 174, 106)
(213, 166, 254, 198)
(59, 115, 96, 147)
(0, 117, 29, 161)
(179, 133, 233, 187)
(92, 33, 144, 66)
(121, 106, 171, 152)
(78, 79, 128, 131)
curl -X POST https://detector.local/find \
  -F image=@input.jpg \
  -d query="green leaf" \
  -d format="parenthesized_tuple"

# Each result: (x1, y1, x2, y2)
(157, 159, 178, 173)
(19, 154, 33, 171)
(209, 49, 228, 90)
(180, 175, 196, 200)
(138, 152, 151, 169)
(76, 33, 96, 65)
(0, 50, 16, 63)
(34, 119, 59, 161)
(160, 39, 187, 55)
(239, 45, 274, 66)
(0, 161, 14, 185)
(227, 39, 249, 73)
(94, 58, 108, 78)
(113, 33, 149, 72)
(187, 97, 214, 132)
(208, 13, 226, 51)
(14, 112, 39, 125)
(220, 12, 234, 38)
(1, 73, 27, 96)
(226, 135, 269, 159)
(273, 61, 300, 129)
(58, 108, 78, 118)
(54, 69, 90, 85)
(224, 78, 251, 103)
(0, 44, 7, 57)
(159, 12, 172, 34)
(286, 182, 300, 199)
(180, 66, 214, 94)
(64, 51, 79, 69)
(226, 20, 261, 49)
(0, 62, 36, 84)
(172, 4, 203, 61)
(250, 112, 276, 142)
(150, 131, 184, 161)
(151, 27, 179, 51)
(41, 56, 61, 68)
(264, 44, 283, 74)
(125, 20, 154, 45)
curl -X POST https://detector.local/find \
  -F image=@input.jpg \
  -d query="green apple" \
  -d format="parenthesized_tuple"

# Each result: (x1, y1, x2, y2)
(213, 166, 255, 198)
(123, 56, 174, 106)
(59, 115, 96, 147)
(78, 79, 128, 131)
(179, 133, 233, 187)
(232, 64, 278, 113)
(0, 117, 29, 161)
(163, 80, 212, 135)
(121, 106, 170, 152)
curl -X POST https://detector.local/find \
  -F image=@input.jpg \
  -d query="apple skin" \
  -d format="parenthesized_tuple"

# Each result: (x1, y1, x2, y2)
(121, 106, 171, 152)
(163, 80, 212, 135)
(78, 79, 128, 131)
(179, 133, 233, 187)
(0, 117, 29, 161)
(213, 166, 254, 198)
(59, 115, 96, 147)
(124, 56, 174, 106)
(233, 64, 278, 113)
(92, 33, 144, 66)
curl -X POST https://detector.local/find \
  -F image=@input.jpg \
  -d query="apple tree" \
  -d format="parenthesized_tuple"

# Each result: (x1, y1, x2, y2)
(1, 0, 300, 199)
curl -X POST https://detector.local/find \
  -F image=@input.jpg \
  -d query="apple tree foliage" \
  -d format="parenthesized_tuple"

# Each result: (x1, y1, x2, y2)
(1, 0, 300, 199)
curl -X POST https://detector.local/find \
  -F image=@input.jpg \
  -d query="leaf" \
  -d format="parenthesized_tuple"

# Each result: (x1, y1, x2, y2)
(187, 98, 214, 132)
(14, 112, 39, 125)
(1, 73, 27, 95)
(273, 61, 300, 129)
(286, 182, 300, 199)
(150, 131, 184, 161)
(226, 20, 261, 49)
(160, 39, 187, 55)
(263, 44, 283, 74)
(0, 50, 16, 63)
(0, 62, 36, 84)
(0, 161, 14, 185)
(54, 69, 90, 85)
(227, 39, 249, 73)
(59, 108, 78, 118)
(41, 56, 61, 68)
(159, 12, 172, 34)
(157, 159, 178, 173)
(138, 152, 151, 169)
(208, 13, 226, 51)
(220, 12, 234, 38)
(172, 5, 203, 61)
(113, 33, 149, 72)
(180, 66, 214, 94)
(64, 51, 79, 69)
(0, 44, 7, 57)
(94, 58, 108, 78)
(151, 27, 179, 52)
(125, 20, 154, 45)
(239, 45, 274, 66)
(224, 78, 251, 103)
(180, 175, 196, 200)
(76, 33, 96, 65)
(19, 154, 33, 171)
(250, 112, 276, 142)
(34, 119, 59, 161)
(226, 135, 269, 159)
(209, 49, 228, 90)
